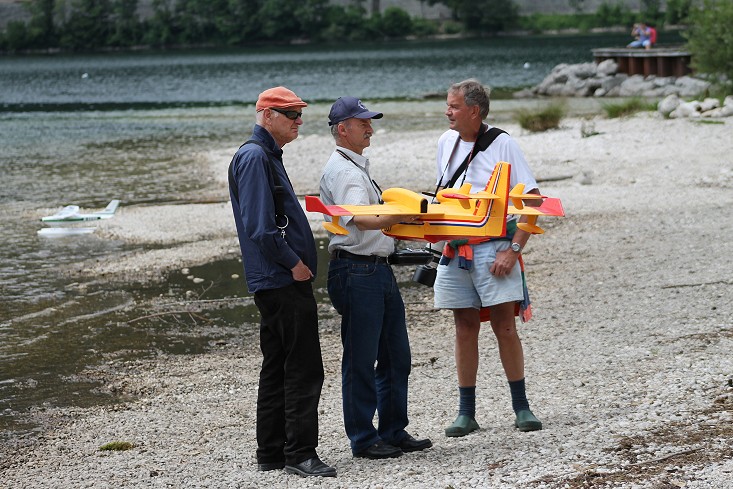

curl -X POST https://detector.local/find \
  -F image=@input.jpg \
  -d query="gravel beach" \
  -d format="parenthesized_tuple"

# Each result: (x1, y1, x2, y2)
(3, 106, 732, 488)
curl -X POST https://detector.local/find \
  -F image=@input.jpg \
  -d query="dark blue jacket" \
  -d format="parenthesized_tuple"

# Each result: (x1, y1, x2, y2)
(228, 124, 317, 293)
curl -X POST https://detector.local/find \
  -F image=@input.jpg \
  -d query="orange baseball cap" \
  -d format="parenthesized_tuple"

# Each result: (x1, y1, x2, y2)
(256, 86, 308, 111)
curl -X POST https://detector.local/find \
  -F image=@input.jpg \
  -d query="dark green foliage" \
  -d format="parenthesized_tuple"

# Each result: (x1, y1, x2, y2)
(59, 0, 114, 50)
(411, 18, 439, 38)
(684, 0, 733, 91)
(515, 103, 565, 132)
(594, 1, 636, 27)
(665, 0, 693, 25)
(640, 0, 664, 25)
(426, 0, 519, 34)
(0, 0, 697, 53)
(109, 0, 142, 46)
(380, 7, 413, 38)
(519, 13, 597, 33)
(2, 22, 30, 51)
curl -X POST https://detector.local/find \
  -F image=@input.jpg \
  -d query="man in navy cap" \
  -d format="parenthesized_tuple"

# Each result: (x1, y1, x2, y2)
(319, 97, 432, 459)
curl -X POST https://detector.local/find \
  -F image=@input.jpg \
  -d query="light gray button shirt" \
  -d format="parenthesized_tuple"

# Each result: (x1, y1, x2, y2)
(319, 146, 395, 256)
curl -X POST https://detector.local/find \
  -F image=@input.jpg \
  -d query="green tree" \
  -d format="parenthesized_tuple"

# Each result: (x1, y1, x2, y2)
(226, 0, 266, 43)
(321, 3, 370, 41)
(684, 0, 733, 89)
(2, 21, 30, 51)
(640, 0, 663, 25)
(427, 0, 518, 33)
(594, 1, 634, 27)
(258, 0, 303, 40)
(380, 6, 412, 37)
(295, 0, 330, 40)
(142, 0, 178, 46)
(174, 0, 232, 44)
(59, 0, 114, 50)
(109, 0, 142, 46)
(665, 0, 693, 25)
(26, 0, 57, 47)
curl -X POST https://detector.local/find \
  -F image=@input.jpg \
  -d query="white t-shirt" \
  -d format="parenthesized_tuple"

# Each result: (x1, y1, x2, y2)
(435, 126, 537, 197)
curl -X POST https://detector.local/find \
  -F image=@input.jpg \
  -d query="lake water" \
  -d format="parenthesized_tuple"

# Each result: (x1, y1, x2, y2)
(0, 34, 630, 442)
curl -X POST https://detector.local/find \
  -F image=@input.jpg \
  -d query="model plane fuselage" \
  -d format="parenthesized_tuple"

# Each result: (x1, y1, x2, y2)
(306, 162, 564, 243)
(41, 200, 121, 223)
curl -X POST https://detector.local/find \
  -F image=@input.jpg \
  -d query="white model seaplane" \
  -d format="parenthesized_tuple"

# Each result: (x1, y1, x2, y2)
(38, 200, 120, 236)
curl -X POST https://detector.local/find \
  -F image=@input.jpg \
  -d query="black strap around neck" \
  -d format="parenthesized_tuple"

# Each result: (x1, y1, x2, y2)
(228, 140, 287, 219)
(444, 126, 507, 189)
(336, 149, 384, 204)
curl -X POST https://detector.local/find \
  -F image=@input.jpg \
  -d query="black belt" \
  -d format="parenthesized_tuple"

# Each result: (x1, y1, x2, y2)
(330, 250, 389, 264)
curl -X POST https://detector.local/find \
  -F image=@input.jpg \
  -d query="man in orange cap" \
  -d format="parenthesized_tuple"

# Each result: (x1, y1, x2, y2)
(228, 86, 335, 477)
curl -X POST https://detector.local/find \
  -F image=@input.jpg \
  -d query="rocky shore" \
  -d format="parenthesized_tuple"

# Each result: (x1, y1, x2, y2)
(2, 106, 732, 488)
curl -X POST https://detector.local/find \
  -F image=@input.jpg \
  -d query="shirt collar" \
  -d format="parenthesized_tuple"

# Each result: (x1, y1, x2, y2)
(252, 124, 284, 159)
(335, 146, 369, 170)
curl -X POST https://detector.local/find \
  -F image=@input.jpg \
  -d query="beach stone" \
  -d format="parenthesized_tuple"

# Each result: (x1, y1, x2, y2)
(522, 62, 711, 99)
(658, 94, 681, 116)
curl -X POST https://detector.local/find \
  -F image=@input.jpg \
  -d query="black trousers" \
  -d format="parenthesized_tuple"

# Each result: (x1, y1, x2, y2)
(253, 281, 324, 465)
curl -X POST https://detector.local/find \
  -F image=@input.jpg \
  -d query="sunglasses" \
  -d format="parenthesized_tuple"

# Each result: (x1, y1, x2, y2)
(270, 108, 302, 120)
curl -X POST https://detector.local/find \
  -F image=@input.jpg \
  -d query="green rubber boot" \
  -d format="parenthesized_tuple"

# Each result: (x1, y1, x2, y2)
(445, 415, 480, 437)
(514, 409, 543, 432)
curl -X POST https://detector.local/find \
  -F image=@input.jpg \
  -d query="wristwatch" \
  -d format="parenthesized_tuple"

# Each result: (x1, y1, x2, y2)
(510, 242, 522, 253)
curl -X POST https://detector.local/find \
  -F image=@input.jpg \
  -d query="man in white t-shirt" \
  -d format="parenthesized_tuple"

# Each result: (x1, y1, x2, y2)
(433, 79, 543, 437)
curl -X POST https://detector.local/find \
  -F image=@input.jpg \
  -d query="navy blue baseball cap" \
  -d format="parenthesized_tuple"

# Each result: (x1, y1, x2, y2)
(328, 97, 383, 126)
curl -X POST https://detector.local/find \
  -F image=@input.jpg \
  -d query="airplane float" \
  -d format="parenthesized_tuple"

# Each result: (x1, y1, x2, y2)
(38, 200, 120, 237)
(305, 162, 564, 243)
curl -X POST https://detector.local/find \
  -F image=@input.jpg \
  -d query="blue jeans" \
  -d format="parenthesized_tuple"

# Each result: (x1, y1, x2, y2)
(327, 258, 412, 453)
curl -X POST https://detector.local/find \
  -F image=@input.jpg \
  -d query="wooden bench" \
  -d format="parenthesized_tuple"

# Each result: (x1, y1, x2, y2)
(592, 47, 692, 77)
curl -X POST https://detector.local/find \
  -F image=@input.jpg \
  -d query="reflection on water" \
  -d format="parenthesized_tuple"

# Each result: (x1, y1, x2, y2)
(0, 246, 332, 440)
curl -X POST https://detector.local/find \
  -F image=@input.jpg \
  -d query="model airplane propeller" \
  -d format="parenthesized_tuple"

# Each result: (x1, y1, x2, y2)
(306, 162, 564, 243)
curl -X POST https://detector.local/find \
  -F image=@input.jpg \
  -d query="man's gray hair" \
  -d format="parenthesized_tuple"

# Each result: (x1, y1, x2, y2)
(330, 123, 340, 139)
(449, 79, 491, 119)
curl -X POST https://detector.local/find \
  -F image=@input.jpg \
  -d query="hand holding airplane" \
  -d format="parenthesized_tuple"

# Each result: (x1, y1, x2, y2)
(306, 162, 564, 243)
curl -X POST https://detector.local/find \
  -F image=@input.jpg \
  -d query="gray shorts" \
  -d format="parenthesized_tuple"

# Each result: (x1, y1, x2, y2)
(433, 240, 524, 310)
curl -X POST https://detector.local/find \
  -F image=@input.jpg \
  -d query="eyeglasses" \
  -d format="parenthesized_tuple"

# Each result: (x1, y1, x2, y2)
(270, 108, 302, 120)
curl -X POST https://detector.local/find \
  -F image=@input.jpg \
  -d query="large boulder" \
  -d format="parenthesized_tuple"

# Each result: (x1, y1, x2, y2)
(596, 59, 618, 76)
(670, 101, 702, 118)
(658, 94, 681, 116)
(518, 62, 712, 100)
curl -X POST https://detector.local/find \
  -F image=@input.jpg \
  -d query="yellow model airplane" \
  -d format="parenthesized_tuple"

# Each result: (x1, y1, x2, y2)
(306, 161, 565, 243)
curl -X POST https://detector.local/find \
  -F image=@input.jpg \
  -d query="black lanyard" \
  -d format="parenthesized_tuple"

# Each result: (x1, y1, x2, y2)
(336, 149, 384, 204)
(433, 125, 506, 201)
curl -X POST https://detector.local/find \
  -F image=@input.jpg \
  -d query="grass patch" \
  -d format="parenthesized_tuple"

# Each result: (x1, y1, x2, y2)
(99, 441, 135, 451)
(515, 103, 566, 132)
(602, 98, 657, 118)
(692, 119, 725, 125)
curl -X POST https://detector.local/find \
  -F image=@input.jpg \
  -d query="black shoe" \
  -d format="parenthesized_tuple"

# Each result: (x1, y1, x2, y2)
(284, 456, 336, 477)
(396, 434, 433, 453)
(257, 461, 285, 471)
(354, 440, 403, 459)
